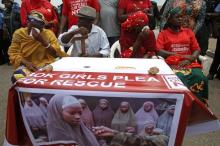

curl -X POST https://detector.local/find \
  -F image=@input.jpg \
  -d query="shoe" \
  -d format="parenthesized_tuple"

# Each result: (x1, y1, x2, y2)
(207, 74, 214, 80)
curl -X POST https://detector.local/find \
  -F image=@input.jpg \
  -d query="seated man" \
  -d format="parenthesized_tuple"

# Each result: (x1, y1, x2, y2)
(119, 11, 156, 58)
(156, 7, 208, 104)
(8, 11, 67, 83)
(58, 6, 110, 57)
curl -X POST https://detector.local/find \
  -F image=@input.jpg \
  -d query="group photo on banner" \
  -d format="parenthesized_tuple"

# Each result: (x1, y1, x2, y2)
(18, 90, 183, 146)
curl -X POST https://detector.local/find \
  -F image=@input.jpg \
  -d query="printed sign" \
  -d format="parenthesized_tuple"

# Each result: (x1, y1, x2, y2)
(18, 89, 184, 146)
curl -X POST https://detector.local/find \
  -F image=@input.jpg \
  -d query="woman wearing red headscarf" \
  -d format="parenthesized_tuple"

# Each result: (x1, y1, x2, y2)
(119, 11, 156, 58)
(20, 0, 58, 34)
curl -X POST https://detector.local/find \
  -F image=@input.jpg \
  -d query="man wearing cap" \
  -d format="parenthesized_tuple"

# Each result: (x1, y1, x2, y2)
(59, 6, 110, 57)
(8, 11, 67, 77)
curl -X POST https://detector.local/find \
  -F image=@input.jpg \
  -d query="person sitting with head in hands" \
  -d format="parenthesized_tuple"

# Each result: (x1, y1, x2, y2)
(8, 10, 67, 83)
(119, 11, 156, 58)
(58, 6, 110, 57)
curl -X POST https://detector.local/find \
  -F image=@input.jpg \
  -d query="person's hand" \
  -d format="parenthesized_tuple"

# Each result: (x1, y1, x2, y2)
(21, 59, 38, 71)
(182, 55, 196, 62)
(124, 126, 136, 133)
(45, 20, 54, 28)
(32, 28, 44, 43)
(178, 60, 191, 67)
(92, 126, 117, 137)
(78, 27, 89, 36)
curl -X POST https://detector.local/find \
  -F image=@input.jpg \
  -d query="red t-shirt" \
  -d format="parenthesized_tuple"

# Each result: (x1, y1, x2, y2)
(156, 28, 200, 55)
(119, 29, 156, 58)
(20, 0, 58, 27)
(118, 0, 152, 14)
(62, 0, 100, 28)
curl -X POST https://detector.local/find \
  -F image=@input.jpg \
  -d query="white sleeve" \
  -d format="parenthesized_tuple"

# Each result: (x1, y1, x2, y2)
(58, 25, 78, 47)
(99, 29, 110, 57)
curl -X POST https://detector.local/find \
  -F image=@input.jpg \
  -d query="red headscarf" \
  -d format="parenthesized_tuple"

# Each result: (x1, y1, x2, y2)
(121, 11, 149, 31)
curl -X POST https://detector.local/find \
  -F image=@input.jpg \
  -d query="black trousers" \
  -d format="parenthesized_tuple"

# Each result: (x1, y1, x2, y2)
(196, 23, 209, 56)
(0, 30, 10, 65)
(209, 36, 220, 75)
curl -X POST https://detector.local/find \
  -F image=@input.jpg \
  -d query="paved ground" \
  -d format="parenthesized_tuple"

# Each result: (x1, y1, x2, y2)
(0, 42, 220, 145)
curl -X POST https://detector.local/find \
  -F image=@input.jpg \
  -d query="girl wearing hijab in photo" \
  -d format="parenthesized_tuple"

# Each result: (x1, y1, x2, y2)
(135, 101, 159, 133)
(39, 97, 48, 119)
(111, 101, 136, 132)
(139, 120, 169, 146)
(78, 98, 94, 129)
(47, 95, 99, 146)
(23, 98, 47, 138)
(140, 120, 157, 136)
(156, 105, 175, 137)
(93, 99, 114, 128)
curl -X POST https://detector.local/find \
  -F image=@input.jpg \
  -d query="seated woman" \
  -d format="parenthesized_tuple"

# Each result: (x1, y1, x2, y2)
(119, 11, 156, 58)
(47, 95, 99, 146)
(156, 7, 208, 103)
(8, 11, 67, 83)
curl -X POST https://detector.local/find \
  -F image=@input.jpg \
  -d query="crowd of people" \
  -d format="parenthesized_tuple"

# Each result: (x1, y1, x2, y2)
(23, 94, 175, 146)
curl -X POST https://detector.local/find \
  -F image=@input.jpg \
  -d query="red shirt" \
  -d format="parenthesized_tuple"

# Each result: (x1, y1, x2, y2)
(156, 28, 200, 55)
(119, 29, 156, 58)
(118, 0, 152, 14)
(62, 0, 100, 28)
(20, 0, 58, 28)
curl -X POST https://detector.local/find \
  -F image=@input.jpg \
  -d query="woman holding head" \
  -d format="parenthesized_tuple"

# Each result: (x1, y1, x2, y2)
(8, 11, 67, 83)
(47, 95, 99, 146)
(119, 11, 156, 58)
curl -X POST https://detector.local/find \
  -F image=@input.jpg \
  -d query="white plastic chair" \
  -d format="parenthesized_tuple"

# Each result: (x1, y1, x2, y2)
(110, 40, 159, 58)
(110, 40, 121, 58)
(199, 55, 213, 76)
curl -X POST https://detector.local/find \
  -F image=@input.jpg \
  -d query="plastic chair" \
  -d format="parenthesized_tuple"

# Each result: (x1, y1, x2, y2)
(110, 40, 121, 58)
(110, 40, 159, 58)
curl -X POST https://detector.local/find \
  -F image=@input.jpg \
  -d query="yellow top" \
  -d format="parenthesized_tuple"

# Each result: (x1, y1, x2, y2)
(8, 28, 68, 69)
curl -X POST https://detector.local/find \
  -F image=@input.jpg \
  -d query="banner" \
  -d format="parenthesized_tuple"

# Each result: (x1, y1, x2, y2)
(18, 89, 184, 146)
